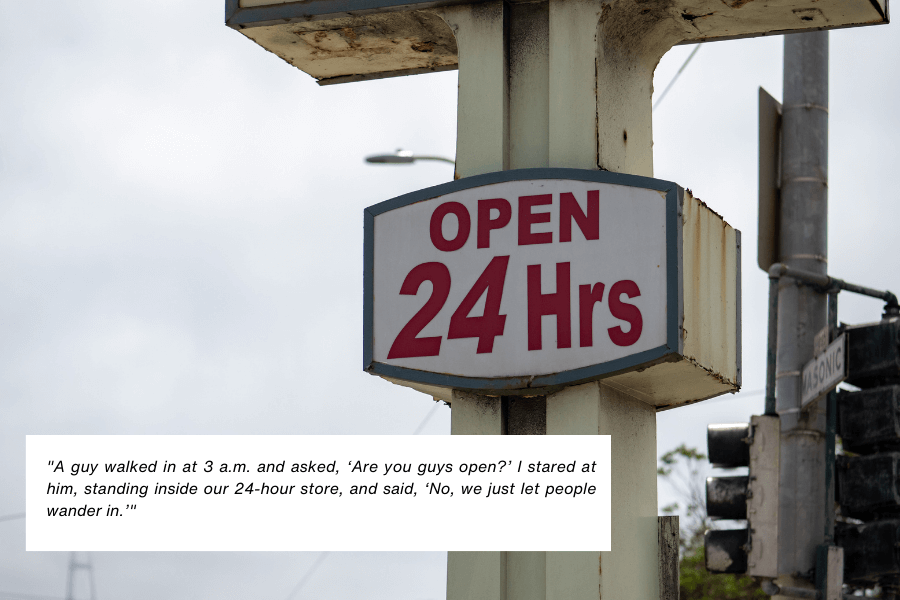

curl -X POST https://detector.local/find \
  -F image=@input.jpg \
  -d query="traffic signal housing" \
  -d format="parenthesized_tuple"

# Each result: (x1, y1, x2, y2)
(705, 415, 780, 577)
(836, 318, 900, 586)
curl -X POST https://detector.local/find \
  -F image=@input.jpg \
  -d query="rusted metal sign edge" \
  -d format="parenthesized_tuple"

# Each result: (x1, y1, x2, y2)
(362, 167, 684, 394)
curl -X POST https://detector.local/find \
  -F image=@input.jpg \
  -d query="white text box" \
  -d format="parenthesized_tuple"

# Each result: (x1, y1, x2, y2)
(27, 435, 610, 551)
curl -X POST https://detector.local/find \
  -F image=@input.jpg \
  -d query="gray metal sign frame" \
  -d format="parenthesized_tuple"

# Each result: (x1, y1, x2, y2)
(225, 0, 465, 27)
(363, 168, 685, 394)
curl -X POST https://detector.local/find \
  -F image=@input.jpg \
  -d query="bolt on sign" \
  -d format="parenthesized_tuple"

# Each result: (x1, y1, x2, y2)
(364, 169, 741, 409)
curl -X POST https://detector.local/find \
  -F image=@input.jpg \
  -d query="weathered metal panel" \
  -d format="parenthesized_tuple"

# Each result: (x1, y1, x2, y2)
(597, 189, 739, 410)
(234, 11, 458, 84)
(681, 191, 740, 391)
(747, 414, 779, 578)
(227, 0, 888, 84)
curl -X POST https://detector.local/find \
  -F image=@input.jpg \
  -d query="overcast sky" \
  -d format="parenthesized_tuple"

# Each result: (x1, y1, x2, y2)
(2, 2, 898, 599)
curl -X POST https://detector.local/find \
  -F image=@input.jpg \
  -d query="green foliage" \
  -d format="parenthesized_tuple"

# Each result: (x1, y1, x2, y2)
(680, 545, 767, 600)
(659, 444, 767, 600)
(658, 444, 711, 549)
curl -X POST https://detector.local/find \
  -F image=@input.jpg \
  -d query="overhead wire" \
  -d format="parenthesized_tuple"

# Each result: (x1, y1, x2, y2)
(653, 44, 702, 111)
(0, 592, 67, 600)
(281, 401, 446, 600)
(283, 552, 330, 600)
(708, 388, 765, 403)
(0, 513, 25, 523)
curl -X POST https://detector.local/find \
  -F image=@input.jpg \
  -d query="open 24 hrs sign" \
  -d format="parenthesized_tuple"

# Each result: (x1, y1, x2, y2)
(364, 169, 683, 393)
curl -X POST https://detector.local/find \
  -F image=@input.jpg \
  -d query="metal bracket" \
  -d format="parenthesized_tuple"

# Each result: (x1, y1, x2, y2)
(764, 262, 899, 416)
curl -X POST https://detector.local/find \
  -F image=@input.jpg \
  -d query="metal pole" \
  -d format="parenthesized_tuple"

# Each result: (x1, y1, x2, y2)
(824, 292, 837, 544)
(775, 30, 829, 592)
(765, 273, 780, 416)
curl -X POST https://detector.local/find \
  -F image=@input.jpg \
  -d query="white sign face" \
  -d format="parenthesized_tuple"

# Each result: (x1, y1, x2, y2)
(364, 170, 680, 391)
(801, 333, 848, 408)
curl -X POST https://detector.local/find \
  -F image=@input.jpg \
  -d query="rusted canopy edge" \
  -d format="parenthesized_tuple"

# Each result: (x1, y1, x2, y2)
(675, 8, 889, 46)
(318, 64, 458, 85)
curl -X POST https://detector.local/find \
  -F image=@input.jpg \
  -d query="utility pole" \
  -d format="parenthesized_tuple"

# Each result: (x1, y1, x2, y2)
(775, 31, 829, 595)
(65, 551, 97, 600)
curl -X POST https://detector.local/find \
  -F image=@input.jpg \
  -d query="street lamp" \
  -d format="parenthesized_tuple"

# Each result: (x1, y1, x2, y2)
(364, 149, 454, 165)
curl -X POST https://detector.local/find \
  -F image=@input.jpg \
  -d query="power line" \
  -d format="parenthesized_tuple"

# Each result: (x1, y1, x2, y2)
(707, 388, 765, 404)
(0, 512, 25, 523)
(412, 401, 443, 435)
(0, 591, 67, 600)
(66, 552, 96, 600)
(281, 401, 445, 599)
(283, 552, 330, 600)
(653, 44, 702, 111)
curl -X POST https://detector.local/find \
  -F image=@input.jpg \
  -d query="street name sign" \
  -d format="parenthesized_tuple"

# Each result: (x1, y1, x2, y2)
(364, 169, 740, 409)
(801, 333, 848, 408)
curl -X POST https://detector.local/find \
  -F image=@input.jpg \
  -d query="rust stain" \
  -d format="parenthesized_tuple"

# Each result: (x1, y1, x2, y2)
(599, 3, 611, 24)
(681, 11, 713, 22)
(692, 197, 702, 354)
(688, 190, 727, 222)
(341, 27, 358, 41)
(598, 554, 602, 600)
(682, 353, 737, 387)
(601, 0, 680, 61)
(411, 41, 435, 52)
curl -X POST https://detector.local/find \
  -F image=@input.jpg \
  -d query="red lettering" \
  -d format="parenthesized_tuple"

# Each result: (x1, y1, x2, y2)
(518, 195, 553, 246)
(578, 282, 606, 347)
(527, 262, 571, 350)
(388, 263, 452, 359)
(448, 256, 509, 353)
(607, 280, 642, 347)
(560, 190, 599, 242)
(477, 198, 512, 249)
(430, 202, 471, 252)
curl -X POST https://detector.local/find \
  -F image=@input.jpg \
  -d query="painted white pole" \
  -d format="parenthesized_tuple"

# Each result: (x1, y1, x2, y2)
(434, 2, 667, 597)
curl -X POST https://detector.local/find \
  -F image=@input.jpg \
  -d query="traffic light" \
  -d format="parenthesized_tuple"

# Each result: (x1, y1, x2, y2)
(705, 415, 780, 577)
(836, 318, 900, 586)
